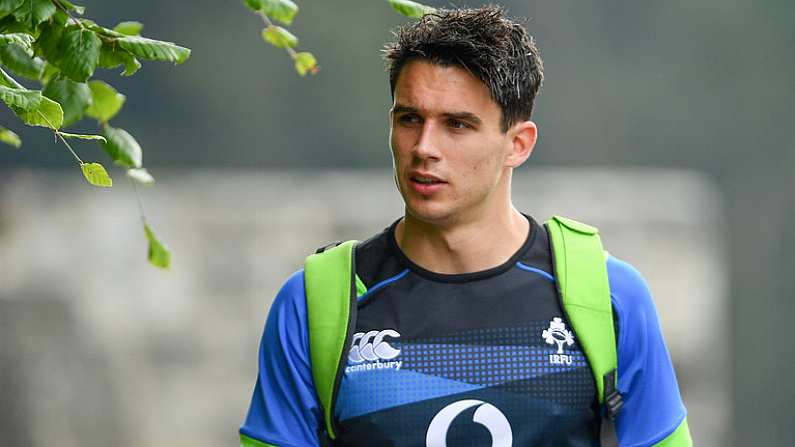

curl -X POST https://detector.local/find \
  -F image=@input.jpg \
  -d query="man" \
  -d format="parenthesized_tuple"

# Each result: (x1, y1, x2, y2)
(241, 6, 691, 446)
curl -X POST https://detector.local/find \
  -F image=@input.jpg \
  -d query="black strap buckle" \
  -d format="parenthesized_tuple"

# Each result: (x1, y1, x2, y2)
(316, 241, 343, 254)
(603, 369, 624, 420)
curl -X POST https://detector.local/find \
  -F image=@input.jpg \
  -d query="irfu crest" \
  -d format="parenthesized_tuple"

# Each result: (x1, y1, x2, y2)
(542, 317, 575, 354)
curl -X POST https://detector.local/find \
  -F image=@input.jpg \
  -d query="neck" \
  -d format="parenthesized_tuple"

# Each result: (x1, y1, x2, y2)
(395, 207, 530, 275)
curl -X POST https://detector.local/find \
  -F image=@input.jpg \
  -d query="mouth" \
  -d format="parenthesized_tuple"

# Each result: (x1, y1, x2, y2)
(407, 173, 447, 195)
(409, 174, 446, 185)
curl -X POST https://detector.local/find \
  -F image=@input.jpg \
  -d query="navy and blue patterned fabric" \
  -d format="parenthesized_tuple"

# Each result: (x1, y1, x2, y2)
(240, 216, 688, 446)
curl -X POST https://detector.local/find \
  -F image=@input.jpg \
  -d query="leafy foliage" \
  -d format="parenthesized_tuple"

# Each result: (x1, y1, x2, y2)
(13, 93, 62, 128)
(101, 124, 141, 169)
(13, 0, 56, 30)
(0, 33, 35, 50)
(0, 125, 20, 147)
(144, 223, 171, 269)
(112, 20, 141, 36)
(0, 41, 43, 78)
(116, 35, 190, 64)
(1, 0, 434, 268)
(42, 77, 90, 126)
(243, 0, 316, 76)
(0, 0, 189, 268)
(388, 0, 436, 19)
(262, 25, 297, 49)
(59, 131, 105, 141)
(293, 51, 316, 76)
(80, 161, 112, 187)
(0, 84, 40, 108)
(260, 0, 298, 25)
(127, 167, 153, 184)
(57, 26, 101, 82)
(84, 79, 124, 123)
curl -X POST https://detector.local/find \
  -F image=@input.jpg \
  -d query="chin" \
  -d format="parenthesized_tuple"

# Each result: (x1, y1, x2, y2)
(404, 201, 456, 225)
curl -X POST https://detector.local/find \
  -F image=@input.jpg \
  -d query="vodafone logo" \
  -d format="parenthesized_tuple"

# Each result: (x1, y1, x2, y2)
(426, 400, 513, 447)
(348, 329, 401, 363)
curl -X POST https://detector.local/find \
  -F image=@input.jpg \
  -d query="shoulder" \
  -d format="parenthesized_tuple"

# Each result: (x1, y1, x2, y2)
(355, 220, 407, 288)
(270, 269, 307, 317)
(606, 255, 648, 298)
(605, 255, 661, 358)
(263, 270, 309, 354)
(605, 255, 656, 328)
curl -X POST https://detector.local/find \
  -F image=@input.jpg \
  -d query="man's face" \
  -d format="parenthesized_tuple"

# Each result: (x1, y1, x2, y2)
(389, 59, 519, 226)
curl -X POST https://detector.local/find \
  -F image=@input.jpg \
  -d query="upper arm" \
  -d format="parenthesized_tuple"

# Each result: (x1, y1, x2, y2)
(608, 256, 691, 446)
(240, 270, 323, 447)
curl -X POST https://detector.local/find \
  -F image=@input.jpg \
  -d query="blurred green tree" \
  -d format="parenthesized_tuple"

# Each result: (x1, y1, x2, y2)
(0, 0, 433, 268)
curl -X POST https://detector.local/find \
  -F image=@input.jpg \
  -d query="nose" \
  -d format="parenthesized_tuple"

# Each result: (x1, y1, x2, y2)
(413, 120, 442, 161)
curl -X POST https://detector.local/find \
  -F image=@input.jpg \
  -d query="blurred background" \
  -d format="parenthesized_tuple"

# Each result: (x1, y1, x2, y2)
(0, 0, 792, 446)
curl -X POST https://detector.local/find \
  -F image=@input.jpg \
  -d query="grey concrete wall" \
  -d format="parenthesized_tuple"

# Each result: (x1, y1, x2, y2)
(0, 168, 727, 446)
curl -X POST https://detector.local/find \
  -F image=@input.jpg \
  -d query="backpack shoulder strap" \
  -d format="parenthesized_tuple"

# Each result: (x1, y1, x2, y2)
(304, 240, 359, 442)
(545, 216, 623, 445)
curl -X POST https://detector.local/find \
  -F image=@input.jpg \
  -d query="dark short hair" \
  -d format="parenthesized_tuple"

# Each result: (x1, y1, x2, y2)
(383, 5, 544, 132)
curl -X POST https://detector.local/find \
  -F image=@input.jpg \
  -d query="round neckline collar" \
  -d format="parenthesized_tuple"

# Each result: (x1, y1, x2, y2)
(387, 214, 538, 283)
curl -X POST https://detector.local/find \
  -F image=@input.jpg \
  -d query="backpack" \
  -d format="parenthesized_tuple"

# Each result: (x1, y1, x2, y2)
(303, 216, 623, 446)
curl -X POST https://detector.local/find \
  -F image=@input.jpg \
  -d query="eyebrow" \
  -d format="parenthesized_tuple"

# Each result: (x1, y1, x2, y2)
(391, 104, 483, 126)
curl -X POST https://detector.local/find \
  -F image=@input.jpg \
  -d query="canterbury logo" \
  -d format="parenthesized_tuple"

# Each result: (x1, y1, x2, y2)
(348, 329, 401, 363)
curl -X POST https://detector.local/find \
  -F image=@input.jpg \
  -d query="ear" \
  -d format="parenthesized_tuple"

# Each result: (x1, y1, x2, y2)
(505, 120, 537, 168)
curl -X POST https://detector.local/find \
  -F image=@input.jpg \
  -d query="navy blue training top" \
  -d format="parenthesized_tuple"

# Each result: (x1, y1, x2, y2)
(241, 217, 687, 446)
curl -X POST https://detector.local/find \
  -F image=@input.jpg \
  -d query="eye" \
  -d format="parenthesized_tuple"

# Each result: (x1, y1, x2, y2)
(448, 119, 469, 129)
(397, 113, 421, 125)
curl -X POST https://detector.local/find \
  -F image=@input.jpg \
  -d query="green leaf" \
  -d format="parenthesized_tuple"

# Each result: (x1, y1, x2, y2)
(56, 0, 84, 15)
(113, 21, 142, 36)
(0, 32, 34, 54)
(0, 0, 25, 17)
(98, 43, 140, 76)
(0, 125, 21, 147)
(262, 25, 297, 49)
(12, 0, 56, 29)
(0, 65, 24, 87)
(116, 35, 190, 64)
(85, 79, 124, 123)
(261, 0, 298, 26)
(33, 20, 63, 62)
(0, 70, 65, 129)
(13, 94, 63, 128)
(50, 7, 67, 25)
(58, 26, 101, 82)
(144, 222, 170, 269)
(0, 84, 40, 109)
(293, 51, 317, 76)
(80, 161, 112, 187)
(101, 124, 141, 168)
(80, 19, 125, 38)
(387, 0, 436, 19)
(58, 131, 105, 142)
(242, 0, 263, 11)
(0, 13, 30, 34)
(42, 77, 91, 126)
(127, 167, 154, 184)
(0, 42, 43, 79)
(39, 61, 59, 83)
(121, 55, 140, 75)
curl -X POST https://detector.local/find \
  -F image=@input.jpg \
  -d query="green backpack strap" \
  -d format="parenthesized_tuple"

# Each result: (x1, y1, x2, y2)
(304, 240, 359, 442)
(546, 216, 623, 445)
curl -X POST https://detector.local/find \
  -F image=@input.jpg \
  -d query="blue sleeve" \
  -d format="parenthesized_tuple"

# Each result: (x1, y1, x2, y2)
(608, 256, 688, 447)
(240, 270, 323, 447)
